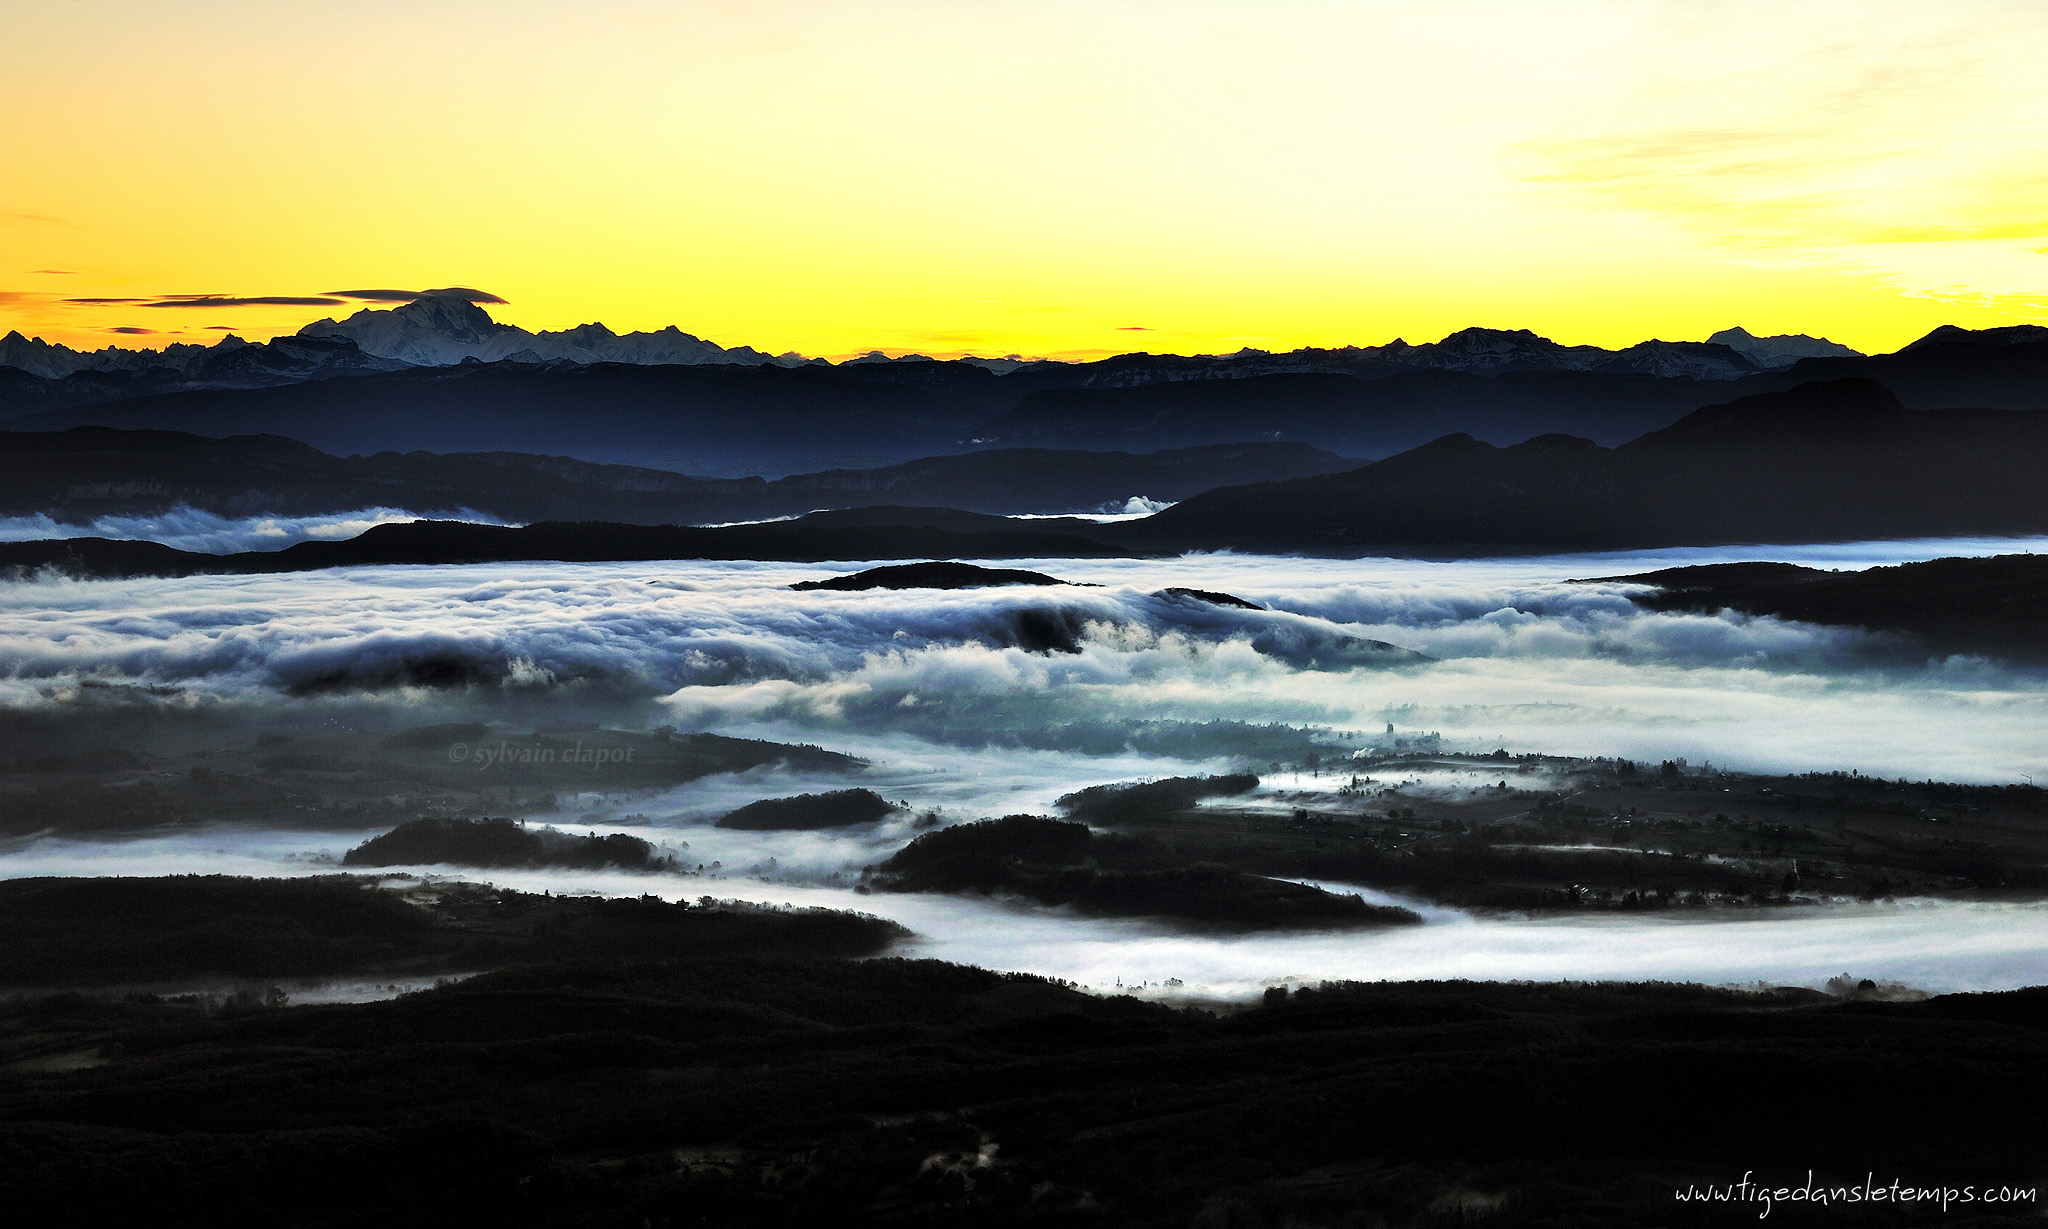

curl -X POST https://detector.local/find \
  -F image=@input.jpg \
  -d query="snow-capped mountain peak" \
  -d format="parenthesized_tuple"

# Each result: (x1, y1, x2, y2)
(297, 297, 518, 366)
(1708, 327, 1861, 368)
(296, 300, 789, 368)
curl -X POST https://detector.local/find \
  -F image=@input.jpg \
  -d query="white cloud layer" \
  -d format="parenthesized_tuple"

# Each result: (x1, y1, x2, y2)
(2, 537, 2044, 780)
(6, 524, 2046, 1001)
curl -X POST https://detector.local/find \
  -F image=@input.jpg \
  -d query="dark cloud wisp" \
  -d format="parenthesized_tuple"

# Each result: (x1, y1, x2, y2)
(323, 287, 508, 304)
(138, 295, 348, 308)
(51, 286, 506, 313)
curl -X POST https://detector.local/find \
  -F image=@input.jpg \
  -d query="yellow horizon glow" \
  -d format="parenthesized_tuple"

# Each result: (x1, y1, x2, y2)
(4, 0, 2046, 360)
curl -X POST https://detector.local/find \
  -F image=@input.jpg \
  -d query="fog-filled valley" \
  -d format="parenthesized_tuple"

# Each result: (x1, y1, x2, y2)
(6, 537, 2047, 1001)
(6, 539, 2044, 774)
(8, 537, 2048, 1223)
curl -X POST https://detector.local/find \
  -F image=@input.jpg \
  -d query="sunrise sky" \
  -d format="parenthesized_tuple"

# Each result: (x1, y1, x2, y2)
(4, 0, 2046, 360)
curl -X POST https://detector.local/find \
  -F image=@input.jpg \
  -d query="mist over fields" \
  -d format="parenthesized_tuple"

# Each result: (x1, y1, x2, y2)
(6, 823, 2047, 997)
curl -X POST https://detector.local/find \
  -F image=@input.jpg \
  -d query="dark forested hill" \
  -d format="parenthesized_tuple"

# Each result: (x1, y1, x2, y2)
(1118, 379, 2048, 553)
(969, 368, 1746, 455)
(0, 515, 1137, 579)
(18, 380, 2048, 569)
(0, 361, 980, 476)
(1599, 553, 2048, 660)
(2, 949, 2043, 1226)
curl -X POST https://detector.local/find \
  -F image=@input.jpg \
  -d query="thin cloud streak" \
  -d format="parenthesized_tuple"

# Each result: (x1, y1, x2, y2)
(322, 287, 508, 304)
(139, 295, 347, 308)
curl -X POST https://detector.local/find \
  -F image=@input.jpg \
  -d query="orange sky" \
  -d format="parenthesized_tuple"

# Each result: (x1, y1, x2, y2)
(4, 0, 2046, 360)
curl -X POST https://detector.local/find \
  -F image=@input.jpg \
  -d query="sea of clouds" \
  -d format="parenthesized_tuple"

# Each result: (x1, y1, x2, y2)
(2, 536, 2044, 780)
(7, 530, 2048, 997)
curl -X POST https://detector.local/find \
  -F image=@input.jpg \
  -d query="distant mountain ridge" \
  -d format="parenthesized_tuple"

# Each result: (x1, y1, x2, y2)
(290, 304, 1863, 382)
(1113, 378, 2048, 553)
(0, 332, 407, 413)
(1901, 324, 2048, 351)
(5, 321, 2043, 475)
(10, 298, 2048, 478)
(0, 330, 250, 381)
(967, 368, 1731, 454)
(1707, 327, 1859, 367)
(5, 295, 1868, 389)
(17, 377, 2048, 572)
(967, 325, 2048, 454)
(0, 430, 1358, 525)
(3, 361, 973, 476)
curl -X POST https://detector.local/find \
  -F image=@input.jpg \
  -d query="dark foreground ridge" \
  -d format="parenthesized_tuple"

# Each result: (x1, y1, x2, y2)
(0, 875, 906, 988)
(1599, 553, 2048, 661)
(2, 940, 2043, 1225)
(791, 561, 1079, 591)
(871, 814, 1419, 931)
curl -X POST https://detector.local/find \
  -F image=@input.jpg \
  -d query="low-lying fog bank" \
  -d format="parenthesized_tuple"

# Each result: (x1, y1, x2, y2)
(5, 828, 2044, 1000)
(0, 506, 512, 553)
